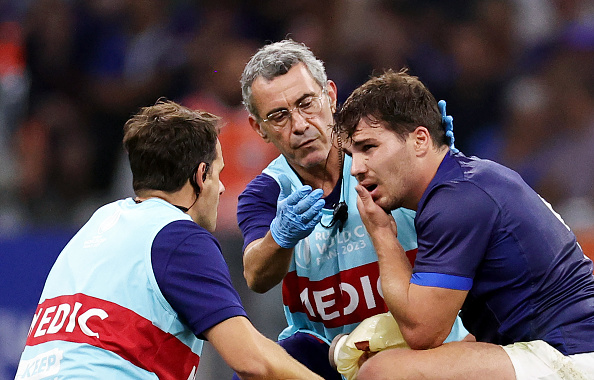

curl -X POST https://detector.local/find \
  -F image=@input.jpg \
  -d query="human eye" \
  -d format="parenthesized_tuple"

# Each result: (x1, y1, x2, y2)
(352, 139, 376, 154)
(268, 110, 289, 124)
(361, 144, 376, 153)
(298, 96, 315, 110)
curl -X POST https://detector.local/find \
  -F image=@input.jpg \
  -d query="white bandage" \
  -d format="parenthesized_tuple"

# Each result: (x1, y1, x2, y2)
(329, 312, 409, 380)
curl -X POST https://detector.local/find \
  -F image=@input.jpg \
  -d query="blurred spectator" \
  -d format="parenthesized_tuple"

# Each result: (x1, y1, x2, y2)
(535, 47, 594, 230)
(181, 37, 279, 231)
(477, 75, 555, 189)
(80, 0, 188, 193)
(438, 0, 514, 155)
(14, 95, 94, 226)
(0, 18, 28, 233)
(23, 0, 83, 106)
(0, 0, 591, 240)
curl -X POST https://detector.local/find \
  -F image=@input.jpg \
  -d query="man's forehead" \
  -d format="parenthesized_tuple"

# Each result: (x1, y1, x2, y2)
(252, 64, 319, 97)
(352, 118, 385, 138)
(215, 139, 224, 165)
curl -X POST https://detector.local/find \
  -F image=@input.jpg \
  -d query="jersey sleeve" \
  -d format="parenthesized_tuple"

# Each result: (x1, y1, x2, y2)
(236, 173, 280, 251)
(412, 181, 500, 291)
(151, 220, 247, 338)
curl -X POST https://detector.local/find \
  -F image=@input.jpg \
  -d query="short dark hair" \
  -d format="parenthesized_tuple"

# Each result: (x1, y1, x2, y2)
(334, 69, 447, 146)
(123, 99, 220, 194)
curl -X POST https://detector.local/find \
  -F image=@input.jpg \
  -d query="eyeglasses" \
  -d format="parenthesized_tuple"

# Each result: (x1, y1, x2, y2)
(260, 93, 326, 128)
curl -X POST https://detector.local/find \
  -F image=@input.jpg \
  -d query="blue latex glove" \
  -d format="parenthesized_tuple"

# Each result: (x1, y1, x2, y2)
(438, 100, 459, 153)
(270, 174, 325, 249)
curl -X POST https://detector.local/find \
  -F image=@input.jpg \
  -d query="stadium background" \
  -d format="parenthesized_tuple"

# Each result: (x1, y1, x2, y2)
(0, 0, 593, 379)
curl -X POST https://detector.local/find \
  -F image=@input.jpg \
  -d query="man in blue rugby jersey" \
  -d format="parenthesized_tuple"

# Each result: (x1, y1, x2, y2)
(335, 69, 594, 379)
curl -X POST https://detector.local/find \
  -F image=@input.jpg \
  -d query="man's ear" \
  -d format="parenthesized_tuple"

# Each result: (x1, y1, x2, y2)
(413, 126, 431, 155)
(248, 115, 270, 142)
(326, 80, 338, 113)
(195, 162, 209, 189)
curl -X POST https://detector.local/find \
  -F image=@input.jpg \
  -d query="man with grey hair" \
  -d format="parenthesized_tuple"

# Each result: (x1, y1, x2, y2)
(236, 39, 469, 378)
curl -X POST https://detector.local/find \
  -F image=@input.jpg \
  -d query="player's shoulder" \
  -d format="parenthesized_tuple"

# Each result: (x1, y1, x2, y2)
(156, 219, 221, 251)
(244, 172, 279, 191)
(239, 172, 280, 205)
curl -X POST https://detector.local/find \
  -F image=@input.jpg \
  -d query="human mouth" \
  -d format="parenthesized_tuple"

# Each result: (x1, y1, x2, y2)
(359, 180, 378, 199)
(295, 138, 316, 149)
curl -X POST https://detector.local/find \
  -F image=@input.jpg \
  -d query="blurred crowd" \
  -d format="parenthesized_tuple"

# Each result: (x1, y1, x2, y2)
(0, 0, 593, 240)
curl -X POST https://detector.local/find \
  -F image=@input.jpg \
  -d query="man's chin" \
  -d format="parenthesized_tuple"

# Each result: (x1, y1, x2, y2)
(375, 198, 399, 213)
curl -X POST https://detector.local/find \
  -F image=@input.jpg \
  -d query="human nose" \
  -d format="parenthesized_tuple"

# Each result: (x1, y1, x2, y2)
(219, 180, 225, 195)
(350, 153, 367, 177)
(288, 108, 309, 133)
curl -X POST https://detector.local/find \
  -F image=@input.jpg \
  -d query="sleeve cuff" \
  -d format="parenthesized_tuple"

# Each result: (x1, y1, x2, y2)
(410, 272, 473, 291)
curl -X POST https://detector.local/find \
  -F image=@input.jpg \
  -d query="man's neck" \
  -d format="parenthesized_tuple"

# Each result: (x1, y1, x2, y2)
(418, 146, 450, 201)
(135, 187, 194, 211)
(294, 148, 343, 196)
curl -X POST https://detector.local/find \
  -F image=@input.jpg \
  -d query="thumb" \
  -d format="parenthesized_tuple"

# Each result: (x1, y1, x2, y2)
(355, 184, 372, 207)
(277, 174, 293, 202)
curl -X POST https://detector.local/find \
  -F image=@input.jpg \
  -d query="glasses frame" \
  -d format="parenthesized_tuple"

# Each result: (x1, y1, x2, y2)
(260, 91, 327, 128)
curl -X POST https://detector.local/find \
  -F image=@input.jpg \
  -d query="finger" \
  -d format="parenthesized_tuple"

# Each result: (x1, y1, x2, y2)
(438, 99, 446, 117)
(355, 184, 373, 208)
(285, 184, 314, 206)
(356, 185, 393, 228)
(277, 174, 293, 202)
(390, 216, 398, 236)
(293, 188, 323, 213)
(300, 198, 325, 225)
(355, 184, 373, 220)
(305, 209, 324, 230)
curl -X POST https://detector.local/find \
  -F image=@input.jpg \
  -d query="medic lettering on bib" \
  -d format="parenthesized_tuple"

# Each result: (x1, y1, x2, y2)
(29, 301, 107, 340)
(283, 262, 387, 328)
(283, 252, 417, 328)
(24, 293, 200, 380)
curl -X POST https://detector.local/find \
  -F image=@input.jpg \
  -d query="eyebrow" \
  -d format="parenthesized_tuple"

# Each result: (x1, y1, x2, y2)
(350, 136, 373, 149)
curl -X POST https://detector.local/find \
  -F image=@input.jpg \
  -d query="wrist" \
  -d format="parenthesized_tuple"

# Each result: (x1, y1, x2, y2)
(270, 218, 296, 249)
(370, 232, 402, 258)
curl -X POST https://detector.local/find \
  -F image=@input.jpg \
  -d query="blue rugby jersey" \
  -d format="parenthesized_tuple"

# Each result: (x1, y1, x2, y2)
(411, 151, 594, 355)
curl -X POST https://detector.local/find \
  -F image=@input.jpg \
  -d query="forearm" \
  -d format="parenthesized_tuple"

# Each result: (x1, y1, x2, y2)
(242, 336, 324, 380)
(355, 186, 466, 349)
(208, 317, 323, 380)
(243, 232, 293, 293)
(371, 229, 452, 348)
(369, 227, 415, 323)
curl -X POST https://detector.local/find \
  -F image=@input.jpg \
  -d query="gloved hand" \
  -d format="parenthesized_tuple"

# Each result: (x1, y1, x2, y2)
(270, 174, 325, 249)
(438, 100, 459, 153)
(329, 312, 409, 380)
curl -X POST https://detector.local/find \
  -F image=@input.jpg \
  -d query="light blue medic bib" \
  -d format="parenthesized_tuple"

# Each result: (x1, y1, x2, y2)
(16, 198, 203, 380)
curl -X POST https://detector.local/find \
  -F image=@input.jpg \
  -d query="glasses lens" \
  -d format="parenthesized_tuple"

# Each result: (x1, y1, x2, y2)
(263, 93, 325, 128)
(298, 95, 322, 116)
(266, 110, 290, 127)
